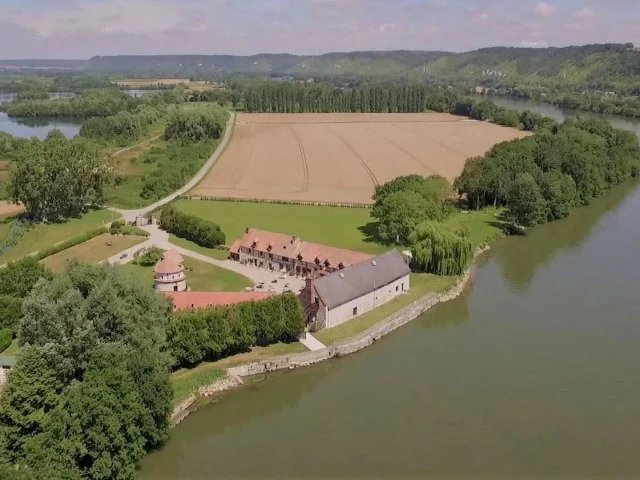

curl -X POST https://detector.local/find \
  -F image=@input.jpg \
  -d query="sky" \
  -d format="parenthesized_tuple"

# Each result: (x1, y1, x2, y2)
(0, 0, 639, 59)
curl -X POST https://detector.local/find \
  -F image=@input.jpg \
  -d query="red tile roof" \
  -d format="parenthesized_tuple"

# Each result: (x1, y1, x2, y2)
(235, 228, 373, 268)
(154, 249, 184, 275)
(165, 291, 275, 310)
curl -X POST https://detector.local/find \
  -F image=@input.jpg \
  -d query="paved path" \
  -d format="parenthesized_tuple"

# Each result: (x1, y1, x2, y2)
(111, 111, 236, 223)
(299, 332, 326, 351)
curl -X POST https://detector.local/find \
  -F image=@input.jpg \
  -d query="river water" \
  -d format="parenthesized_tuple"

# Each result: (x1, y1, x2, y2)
(139, 137, 640, 479)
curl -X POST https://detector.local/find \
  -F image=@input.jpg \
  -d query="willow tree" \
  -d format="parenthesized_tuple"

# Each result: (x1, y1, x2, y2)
(409, 221, 474, 276)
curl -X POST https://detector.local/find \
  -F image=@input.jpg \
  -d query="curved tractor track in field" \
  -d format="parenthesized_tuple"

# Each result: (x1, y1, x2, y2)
(328, 126, 379, 187)
(289, 126, 310, 192)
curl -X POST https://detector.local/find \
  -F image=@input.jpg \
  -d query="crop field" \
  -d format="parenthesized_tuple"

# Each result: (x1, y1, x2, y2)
(194, 113, 531, 205)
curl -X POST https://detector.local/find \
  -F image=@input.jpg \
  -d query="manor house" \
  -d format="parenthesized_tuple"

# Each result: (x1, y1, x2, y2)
(230, 228, 374, 277)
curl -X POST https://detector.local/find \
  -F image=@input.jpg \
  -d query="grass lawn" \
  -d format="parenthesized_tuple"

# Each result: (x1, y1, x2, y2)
(0, 216, 14, 242)
(168, 234, 229, 260)
(122, 254, 252, 291)
(170, 342, 306, 406)
(0, 339, 19, 357)
(314, 272, 459, 345)
(172, 200, 386, 254)
(41, 234, 146, 272)
(0, 210, 117, 265)
(445, 207, 507, 246)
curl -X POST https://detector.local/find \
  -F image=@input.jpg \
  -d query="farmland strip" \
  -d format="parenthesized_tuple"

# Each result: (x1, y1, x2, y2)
(289, 126, 310, 192)
(363, 124, 440, 177)
(230, 125, 257, 190)
(328, 126, 379, 187)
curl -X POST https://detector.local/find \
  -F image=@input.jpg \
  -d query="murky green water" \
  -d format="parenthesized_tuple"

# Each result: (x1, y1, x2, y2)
(140, 178, 640, 479)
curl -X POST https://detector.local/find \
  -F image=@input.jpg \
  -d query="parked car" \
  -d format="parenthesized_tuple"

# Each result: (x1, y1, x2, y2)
(119, 253, 128, 259)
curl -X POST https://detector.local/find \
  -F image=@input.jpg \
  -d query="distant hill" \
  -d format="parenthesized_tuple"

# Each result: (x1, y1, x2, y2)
(2, 43, 639, 90)
(82, 44, 640, 90)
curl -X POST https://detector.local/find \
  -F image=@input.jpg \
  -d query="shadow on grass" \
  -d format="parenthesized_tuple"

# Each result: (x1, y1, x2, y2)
(357, 221, 385, 245)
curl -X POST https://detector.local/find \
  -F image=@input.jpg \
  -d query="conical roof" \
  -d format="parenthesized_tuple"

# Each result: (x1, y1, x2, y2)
(154, 249, 184, 274)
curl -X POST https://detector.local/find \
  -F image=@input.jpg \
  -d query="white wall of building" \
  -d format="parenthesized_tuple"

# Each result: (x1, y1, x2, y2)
(0, 366, 11, 385)
(325, 274, 410, 329)
(154, 272, 187, 292)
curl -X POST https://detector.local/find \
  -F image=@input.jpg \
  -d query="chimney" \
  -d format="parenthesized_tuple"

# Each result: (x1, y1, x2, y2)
(304, 277, 316, 305)
(292, 235, 301, 246)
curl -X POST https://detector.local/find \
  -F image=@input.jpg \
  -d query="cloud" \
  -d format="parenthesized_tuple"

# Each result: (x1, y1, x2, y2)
(534, 2, 555, 18)
(378, 23, 396, 33)
(0, 0, 638, 58)
(576, 7, 596, 19)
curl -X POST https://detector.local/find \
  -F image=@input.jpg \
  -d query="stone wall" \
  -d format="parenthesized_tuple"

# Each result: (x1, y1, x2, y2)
(170, 246, 490, 424)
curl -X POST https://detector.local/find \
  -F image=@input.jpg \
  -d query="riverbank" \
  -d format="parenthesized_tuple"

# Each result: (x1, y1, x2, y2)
(170, 245, 491, 424)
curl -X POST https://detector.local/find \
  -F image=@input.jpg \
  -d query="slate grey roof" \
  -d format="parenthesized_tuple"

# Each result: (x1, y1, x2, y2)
(313, 250, 410, 310)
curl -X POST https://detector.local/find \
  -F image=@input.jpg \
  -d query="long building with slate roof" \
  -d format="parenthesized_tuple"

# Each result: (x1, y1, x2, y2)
(301, 250, 411, 330)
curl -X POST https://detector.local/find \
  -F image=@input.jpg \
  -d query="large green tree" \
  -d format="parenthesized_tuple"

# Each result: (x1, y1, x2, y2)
(9, 135, 111, 222)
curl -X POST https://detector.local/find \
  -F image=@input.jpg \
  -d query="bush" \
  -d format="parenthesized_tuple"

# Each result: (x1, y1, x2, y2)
(134, 246, 165, 267)
(168, 293, 304, 368)
(160, 205, 225, 247)
(164, 107, 227, 142)
(0, 296, 23, 331)
(109, 219, 150, 237)
(0, 327, 12, 353)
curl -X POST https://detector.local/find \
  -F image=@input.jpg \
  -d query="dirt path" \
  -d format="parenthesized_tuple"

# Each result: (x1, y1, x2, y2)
(110, 135, 163, 157)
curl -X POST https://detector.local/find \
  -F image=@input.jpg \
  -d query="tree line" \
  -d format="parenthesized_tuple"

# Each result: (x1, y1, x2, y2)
(169, 293, 304, 368)
(160, 205, 226, 247)
(0, 88, 184, 118)
(455, 117, 640, 226)
(80, 105, 162, 146)
(0, 261, 173, 480)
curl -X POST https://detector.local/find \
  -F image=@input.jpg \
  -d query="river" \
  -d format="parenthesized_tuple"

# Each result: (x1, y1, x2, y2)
(489, 96, 640, 137)
(139, 181, 640, 476)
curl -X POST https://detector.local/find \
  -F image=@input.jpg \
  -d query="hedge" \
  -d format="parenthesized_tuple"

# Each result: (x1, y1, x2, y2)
(34, 226, 108, 261)
(160, 205, 225, 248)
(168, 293, 304, 368)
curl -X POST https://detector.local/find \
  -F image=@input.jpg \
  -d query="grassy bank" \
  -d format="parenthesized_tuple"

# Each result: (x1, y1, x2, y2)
(0, 339, 19, 356)
(313, 272, 459, 345)
(0, 210, 116, 265)
(41, 234, 146, 272)
(170, 342, 306, 406)
(122, 254, 252, 291)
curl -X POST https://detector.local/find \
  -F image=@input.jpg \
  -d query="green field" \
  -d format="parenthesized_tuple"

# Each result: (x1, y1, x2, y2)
(0, 339, 19, 357)
(41, 234, 146, 272)
(0, 210, 117, 265)
(444, 207, 506, 245)
(168, 234, 229, 260)
(0, 216, 14, 242)
(172, 200, 387, 254)
(122, 254, 252, 291)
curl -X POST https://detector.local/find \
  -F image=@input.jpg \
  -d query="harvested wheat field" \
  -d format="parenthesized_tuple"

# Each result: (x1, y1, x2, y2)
(195, 113, 531, 205)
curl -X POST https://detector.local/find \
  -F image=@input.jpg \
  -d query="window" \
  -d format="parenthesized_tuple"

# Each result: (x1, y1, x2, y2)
(396, 286, 399, 292)
(402, 283, 405, 291)
(352, 306, 358, 316)
(173, 286, 178, 292)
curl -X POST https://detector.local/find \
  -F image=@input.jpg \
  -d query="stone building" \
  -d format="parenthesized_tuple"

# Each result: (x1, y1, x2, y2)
(230, 227, 373, 278)
(0, 356, 15, 386)
(154, 249, 187, 292)
(302, 250, 411, 330)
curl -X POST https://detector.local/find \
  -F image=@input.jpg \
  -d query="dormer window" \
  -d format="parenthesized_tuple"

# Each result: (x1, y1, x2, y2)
(315, 257, 321, 265)
(338, 262, 345, 269)
(324, 259, 330, 268)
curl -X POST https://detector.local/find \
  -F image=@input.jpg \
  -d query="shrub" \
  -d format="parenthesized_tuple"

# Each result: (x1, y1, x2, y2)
(0, 296, 23, 332)
(134, 246, 165, 267)
(160, 205, 225, 248)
